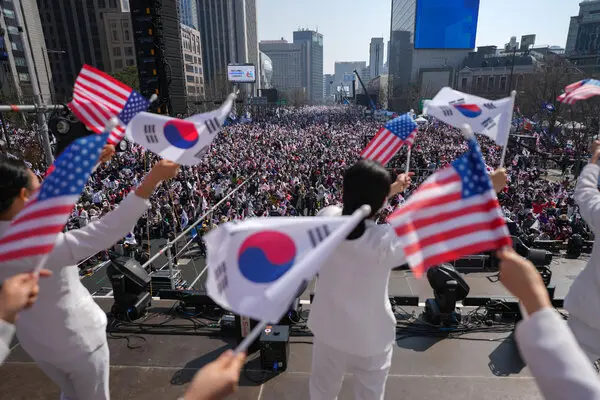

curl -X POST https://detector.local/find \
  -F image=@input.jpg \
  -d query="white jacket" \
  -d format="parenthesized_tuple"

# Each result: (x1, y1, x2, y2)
(565, 163, 600, 359)
(0, 192, 150, 362)
(0, 319, 15, 365)
(308, 206, 406, 357)
(516, 308, 600, 400)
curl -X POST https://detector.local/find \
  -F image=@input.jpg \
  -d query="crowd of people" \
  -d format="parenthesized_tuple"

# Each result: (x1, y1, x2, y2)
(47, 106, 588, 270)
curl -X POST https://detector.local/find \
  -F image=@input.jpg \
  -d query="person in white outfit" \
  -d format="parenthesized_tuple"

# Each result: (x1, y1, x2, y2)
(565, 139, 600, 364)
(0, 270, 51, 364)
(308, 160, 412, 400)
(0, 153, 180, 400)
(497, 248, 600, 400)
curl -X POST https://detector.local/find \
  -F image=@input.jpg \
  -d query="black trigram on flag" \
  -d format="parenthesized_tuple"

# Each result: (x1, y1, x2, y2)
(194, 145, 209, 159)
(483, 102, 497, 110)
(308, 225, 331, 248)
(481, 117, 497, 130)
(440, 106, 454, 117)
(144, 125, 159, 143)
(205, 117, 220, 135)
(214, 262, 228, 294)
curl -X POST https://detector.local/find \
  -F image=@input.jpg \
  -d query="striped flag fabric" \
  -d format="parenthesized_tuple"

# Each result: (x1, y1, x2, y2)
(386, 138, 512, 278)
(0, 133, 109, 264)
(360, 113, 418, 166)
(68, 65, 150, 145)
(557, 79, 600, 105)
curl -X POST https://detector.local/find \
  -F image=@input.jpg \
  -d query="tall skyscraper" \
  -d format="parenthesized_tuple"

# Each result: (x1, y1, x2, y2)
(178, 0, 198, 29)
(566, 0, 600, 73)
(196, 0, 259, 96)
(369, 37, 384, 79)
(37, 0, 132, 102)
(293, 29, 323, 102)
(259, 40, 305, 92)
(0, 0, 52, 103)
(181, 24, 204, 104)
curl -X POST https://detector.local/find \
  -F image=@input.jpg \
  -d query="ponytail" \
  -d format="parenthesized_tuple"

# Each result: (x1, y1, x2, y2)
(0, 155, 30, 215)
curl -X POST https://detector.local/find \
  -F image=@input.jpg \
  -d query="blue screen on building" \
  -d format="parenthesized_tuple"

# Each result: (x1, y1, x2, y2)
(414, 0, 480, 49)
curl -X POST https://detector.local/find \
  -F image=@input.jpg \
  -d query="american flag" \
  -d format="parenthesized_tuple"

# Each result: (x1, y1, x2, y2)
(361, 113, 418, 166)
(0, 133, 109, 264)
(68, 65, 150, 145)
(557, 79, 600, 105)
(387, 139, 511, 277)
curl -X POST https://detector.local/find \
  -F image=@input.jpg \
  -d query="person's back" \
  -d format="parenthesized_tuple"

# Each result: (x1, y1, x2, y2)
(307, 160, 409, 400)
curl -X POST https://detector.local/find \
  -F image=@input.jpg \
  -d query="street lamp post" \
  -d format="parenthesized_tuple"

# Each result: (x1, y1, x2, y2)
(507, 45, 518, 96)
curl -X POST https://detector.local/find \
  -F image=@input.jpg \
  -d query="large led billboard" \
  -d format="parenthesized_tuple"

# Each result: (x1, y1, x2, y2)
(414, 0, 480, 49)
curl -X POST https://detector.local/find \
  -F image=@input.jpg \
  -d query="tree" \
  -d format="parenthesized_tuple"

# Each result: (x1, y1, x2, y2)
(110, 66, 140, 91)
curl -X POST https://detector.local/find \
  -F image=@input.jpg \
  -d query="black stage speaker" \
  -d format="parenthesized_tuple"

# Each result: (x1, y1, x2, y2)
(107, 256, 151, 320)
(260, 325, 290, 372)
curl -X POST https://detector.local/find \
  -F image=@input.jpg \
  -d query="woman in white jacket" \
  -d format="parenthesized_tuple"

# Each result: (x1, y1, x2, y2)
(0, 153, 179, 400)
(565, 140, 600, 364)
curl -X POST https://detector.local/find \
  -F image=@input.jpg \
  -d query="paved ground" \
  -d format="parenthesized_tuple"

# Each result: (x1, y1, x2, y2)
(1, 252, 586, 399)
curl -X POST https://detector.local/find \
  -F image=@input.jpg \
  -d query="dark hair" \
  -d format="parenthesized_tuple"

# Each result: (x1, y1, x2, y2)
(0, 155, 32, 215)
(342, 160, 392, 240)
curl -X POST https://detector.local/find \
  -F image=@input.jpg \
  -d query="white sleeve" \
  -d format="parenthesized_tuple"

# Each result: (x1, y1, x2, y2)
(43, 192, 150, 270)
(0, 319, 15, 365)
(575, 163, 600, 233)
(515, 308, 600, 400)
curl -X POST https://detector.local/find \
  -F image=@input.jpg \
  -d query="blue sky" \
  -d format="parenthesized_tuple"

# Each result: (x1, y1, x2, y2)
(257, 0, 581, 74)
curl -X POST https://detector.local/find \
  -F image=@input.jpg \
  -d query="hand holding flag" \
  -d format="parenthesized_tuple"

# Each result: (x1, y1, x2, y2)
(68, 65, 150, 145)
(386, 130, 511, 278)
(126, 93, 236, 165)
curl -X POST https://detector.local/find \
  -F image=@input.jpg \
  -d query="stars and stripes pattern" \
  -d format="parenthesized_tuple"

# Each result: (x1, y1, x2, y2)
(557, 79, 600, 105)
(0, 133, 109, 264)
(360, 113, 418, 166)
(68, 65, 150, 145)
(386, 139, 511, 278)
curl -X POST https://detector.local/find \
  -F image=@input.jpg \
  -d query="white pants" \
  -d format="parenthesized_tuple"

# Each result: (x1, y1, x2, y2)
(35, 341, 110, 400)
(309, 339, 393, 400)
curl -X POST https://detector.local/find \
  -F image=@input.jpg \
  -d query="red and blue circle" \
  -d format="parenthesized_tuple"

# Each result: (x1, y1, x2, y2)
(237, 231, 296, 283)
(453, 104, 482, 118)
(164, 120, 199, 149)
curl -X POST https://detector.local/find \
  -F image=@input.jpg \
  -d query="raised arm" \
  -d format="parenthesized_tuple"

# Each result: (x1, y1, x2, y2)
(575, 142, 600, 232)
(46, 160, 180, 269)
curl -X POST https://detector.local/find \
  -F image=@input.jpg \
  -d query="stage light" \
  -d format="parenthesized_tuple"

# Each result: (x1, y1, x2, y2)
(424, 264, 470, 326)
(106, 255, 151, 320)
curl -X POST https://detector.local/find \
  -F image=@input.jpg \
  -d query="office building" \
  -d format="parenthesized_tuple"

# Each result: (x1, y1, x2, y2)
(566, 0, 600, 73)
(259, 40, 305, 92)
(388, 0, 476, 110)
(293, 29, 323, 102)
(323, 73, 334, 101)
(197, 0, 259, 96)
(102, 11, 136, 72)
(369, 37, 385, 78)
(181, 24, 204, 104)
(1, 0, 52, 104)
(37, 0, 132, 101)
(334, 61, 365, 92)
(178, 0, 198, 29)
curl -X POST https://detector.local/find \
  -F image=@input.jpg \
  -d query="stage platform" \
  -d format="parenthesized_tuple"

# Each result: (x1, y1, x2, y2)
(0, 256, 587, 399)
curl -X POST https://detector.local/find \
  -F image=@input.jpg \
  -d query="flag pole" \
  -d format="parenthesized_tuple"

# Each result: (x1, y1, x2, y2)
(235, 205, 372, 354)
(499, 90, 517, 168)
(405, 147, 411, 174)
